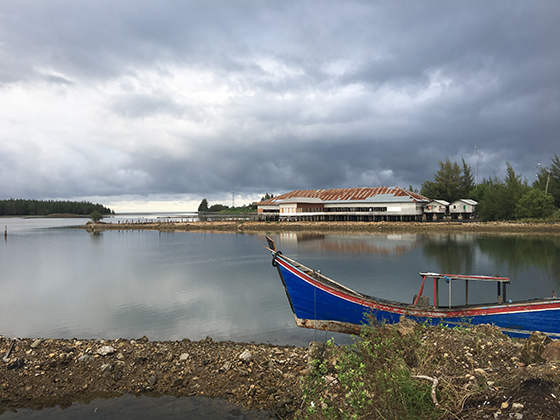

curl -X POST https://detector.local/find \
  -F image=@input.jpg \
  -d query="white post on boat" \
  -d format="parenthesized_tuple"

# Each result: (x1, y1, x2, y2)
(433, 276, 438, 308)
(448, 278, 452, 309)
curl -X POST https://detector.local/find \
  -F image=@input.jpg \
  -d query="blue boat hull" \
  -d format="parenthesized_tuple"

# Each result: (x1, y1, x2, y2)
(274, 252, 560, 339)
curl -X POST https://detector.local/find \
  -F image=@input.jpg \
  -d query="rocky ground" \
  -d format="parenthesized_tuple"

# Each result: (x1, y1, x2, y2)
(1, 335, 304, 418)
(2, 326, 560, 419)
(385, 325, 560, 420)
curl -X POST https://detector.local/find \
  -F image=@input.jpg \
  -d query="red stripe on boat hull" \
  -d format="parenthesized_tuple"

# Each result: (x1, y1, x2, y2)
(277, 256, 560, 322)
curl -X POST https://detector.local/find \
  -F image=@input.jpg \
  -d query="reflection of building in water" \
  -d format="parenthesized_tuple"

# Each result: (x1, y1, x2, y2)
(424, 233, 478, 245)
(318, 235, 420, 255)
(276, 233, 420, 255)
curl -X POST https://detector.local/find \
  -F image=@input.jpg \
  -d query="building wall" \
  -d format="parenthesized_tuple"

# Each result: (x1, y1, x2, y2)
(257, 189, 437, 222)
(279, 202, 324, 214)
(424, 203, 448, 214)
(450, 202, 476, 214)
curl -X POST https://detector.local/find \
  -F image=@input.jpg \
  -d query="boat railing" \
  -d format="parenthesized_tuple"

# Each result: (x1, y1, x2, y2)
(266, 236, 518, 310)
(416, 272, 510, 309)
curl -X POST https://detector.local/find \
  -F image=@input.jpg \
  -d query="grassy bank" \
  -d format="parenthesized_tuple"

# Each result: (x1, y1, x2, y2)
(298, 321, 560, 420)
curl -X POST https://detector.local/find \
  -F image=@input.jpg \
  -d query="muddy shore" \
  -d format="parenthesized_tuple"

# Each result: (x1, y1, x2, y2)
(1, 335, 304, 418)
(2, 326, 560, 419)
(80, 219, 560, 235)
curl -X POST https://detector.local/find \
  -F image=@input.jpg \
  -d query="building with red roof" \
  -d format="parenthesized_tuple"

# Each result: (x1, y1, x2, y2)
(257, 187, 430, 221)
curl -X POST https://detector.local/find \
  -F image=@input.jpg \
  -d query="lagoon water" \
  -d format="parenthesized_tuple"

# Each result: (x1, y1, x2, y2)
(1, 216, 560, 346)
(1, 216, 560, 418)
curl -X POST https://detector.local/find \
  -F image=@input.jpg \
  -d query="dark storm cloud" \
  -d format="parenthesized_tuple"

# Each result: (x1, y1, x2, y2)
(1, 0, 559, 210)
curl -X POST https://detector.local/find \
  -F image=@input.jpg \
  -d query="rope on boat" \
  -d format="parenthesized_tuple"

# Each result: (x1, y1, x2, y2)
(314, 284, 317, 343)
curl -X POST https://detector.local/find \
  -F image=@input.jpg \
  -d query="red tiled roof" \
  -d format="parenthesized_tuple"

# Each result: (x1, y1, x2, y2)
(259, 187, 429, 205)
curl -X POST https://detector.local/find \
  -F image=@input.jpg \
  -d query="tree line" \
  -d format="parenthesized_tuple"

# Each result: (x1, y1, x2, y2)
(0, 199, 113, 216)
(197, 155, 560, 223)
(420, 154, 560, 221)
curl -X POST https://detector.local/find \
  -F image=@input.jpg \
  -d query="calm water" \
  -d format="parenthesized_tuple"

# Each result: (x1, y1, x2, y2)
(0, 394, 274, 420)
(2, 217, 560, 418)
(2, 217, 560, 346)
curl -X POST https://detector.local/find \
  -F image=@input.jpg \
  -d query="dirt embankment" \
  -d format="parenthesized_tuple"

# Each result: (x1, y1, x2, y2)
(80, 220, 560, 235)
(1, 336, 304, 418)
(2, 327, 560, 419)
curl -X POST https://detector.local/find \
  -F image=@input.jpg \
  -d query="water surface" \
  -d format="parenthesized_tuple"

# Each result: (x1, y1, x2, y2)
(2, 217, 559, 347)
(2, 217, 559, 418)
(0, 394, 273, 420)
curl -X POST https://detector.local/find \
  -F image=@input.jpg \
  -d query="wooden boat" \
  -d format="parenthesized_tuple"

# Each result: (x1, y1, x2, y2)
(266, 237, 560, 338)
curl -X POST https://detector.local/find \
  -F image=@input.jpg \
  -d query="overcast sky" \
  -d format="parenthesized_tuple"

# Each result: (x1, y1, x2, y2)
(1, 1, 559, 212)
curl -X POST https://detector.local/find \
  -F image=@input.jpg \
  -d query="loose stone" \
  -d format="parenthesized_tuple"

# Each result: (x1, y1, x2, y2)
(239, 350, 253, 363)
(100, 364, 112, 376)
(30, 339, 42, 349)
(97, 346, 115, 356)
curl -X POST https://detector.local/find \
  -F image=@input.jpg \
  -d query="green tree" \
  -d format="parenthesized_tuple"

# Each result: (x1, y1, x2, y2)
(208, 204, 229, 212)
(504, 161, 531, 208)
(198, 198, 209, 212)
(534, 154, 560, 208)
(260, 192, 274, 202)
(420, 157, 474, 202)
(460, 158, 474, 198)
(0, 199, 112, 216)
(477, 177, 505, 221)
(478, 162, 530, 221)
(90, 210, 103, 222)
(515, 188, 556, 219)
(469, 181, 489, 203)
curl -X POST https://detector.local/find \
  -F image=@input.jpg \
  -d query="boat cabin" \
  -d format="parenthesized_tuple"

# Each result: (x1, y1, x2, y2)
(414, 272, 510, 309)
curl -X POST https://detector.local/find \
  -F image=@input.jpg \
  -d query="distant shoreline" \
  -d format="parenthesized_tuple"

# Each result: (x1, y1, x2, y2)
(77, 220, 560, 234)
(1, 213, 97, 218)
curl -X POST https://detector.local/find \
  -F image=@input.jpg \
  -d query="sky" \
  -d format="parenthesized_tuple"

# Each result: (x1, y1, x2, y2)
(1, 1, 559, 212)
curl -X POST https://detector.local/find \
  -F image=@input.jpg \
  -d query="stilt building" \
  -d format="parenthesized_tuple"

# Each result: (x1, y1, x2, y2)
(257, 187, 430, 222)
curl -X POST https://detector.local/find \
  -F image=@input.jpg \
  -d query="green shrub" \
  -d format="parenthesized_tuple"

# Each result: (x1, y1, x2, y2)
(90, 210, 103, 222)
(299, 320, 441, 420)
(515, 188, 555, 219)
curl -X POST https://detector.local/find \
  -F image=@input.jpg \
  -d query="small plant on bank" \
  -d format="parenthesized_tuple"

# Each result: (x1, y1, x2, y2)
(298, 320, 441, 420)
(90, 210, 103, 222)
(300, 355, 337, 418)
